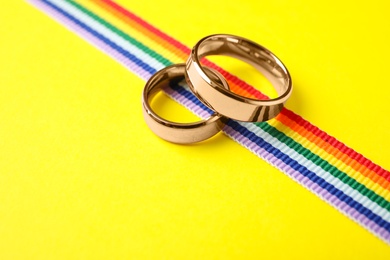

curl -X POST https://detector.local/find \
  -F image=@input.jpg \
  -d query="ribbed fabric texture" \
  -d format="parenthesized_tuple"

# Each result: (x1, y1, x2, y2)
(29, 0, 390, 244)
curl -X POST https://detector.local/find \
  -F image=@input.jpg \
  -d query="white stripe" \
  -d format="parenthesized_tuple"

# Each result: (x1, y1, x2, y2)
(46, 0, 390, 226)
(48, 0, 166, 72)
(168, 84, 390, 219)
(166, 82, 390, 220)
(239, 121, 390, 220)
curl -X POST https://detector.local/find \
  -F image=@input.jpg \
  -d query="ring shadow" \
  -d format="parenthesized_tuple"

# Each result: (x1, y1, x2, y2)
(152, 69, 303, 149)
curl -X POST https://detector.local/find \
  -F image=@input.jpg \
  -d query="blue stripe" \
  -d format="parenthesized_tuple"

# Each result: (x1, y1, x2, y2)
(42, 0, 157, 75)
(165, 82, 390, 230)
(168, 84, 390, 230)
(169, 82, 214, 116)
(37, 0, 390, 234)
(167, 83, 390, 230)
(226, 119, 390, 231)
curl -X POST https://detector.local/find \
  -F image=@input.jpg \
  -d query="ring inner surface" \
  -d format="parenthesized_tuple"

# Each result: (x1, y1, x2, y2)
(146, 70, 182, 98)
(146, 66, 229, 124)
(198, 36, 289, 97)
(147, 74, 204, 125)
(147, 68, 229, 103)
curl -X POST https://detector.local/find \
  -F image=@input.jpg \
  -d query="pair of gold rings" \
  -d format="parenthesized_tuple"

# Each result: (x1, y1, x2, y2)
(142, 34, 292, 144)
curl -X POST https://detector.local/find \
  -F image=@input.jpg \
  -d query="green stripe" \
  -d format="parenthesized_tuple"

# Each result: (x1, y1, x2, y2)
(67, 0, 389, 210)
(256, 121, 390, 211)
(66, 0, 173, 67)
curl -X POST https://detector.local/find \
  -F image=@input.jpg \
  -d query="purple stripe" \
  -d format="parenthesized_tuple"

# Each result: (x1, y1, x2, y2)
(27, 0, 152, 81)
(164, 84, 213, 119)
(27, 0, 390, 245)
(223, 123, 390, 243)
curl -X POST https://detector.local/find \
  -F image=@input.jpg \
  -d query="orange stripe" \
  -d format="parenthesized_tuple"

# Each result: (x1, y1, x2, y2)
(275, 112, 390, 191)
(89, 0, 263, 99)
(89, 0, 390, 187)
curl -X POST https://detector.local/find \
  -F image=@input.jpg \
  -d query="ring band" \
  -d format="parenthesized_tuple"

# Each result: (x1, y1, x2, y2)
(185, 34, 292, 122)
(142, 63, 228, 144)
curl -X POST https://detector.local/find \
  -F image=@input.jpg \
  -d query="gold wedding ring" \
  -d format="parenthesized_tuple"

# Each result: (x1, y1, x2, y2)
(142, 63, 229, 144)
(142, 34, 293, 143)
(185, 34, 292, 122)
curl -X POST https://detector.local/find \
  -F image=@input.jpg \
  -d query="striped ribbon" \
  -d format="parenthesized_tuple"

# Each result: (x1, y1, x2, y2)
(28, 0, 390, 244)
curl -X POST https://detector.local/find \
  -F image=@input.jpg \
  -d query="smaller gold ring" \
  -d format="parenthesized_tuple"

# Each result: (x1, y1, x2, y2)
(142, 63, 228, 144)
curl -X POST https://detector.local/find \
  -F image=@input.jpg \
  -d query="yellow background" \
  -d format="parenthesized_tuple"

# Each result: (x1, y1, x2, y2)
(1, 0, 389, 258)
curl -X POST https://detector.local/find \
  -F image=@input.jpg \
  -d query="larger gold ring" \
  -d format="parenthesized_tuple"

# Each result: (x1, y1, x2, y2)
(185, 34, 292, 122)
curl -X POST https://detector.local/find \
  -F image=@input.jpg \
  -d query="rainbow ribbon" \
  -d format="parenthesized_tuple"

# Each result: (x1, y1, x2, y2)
(28, 0, 390, 244)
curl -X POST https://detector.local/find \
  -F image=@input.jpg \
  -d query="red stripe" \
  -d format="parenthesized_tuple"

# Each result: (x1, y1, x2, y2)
(98, 0, 269, 100)
(282, 109, 390, 180)
(98, 0, 389, 178)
